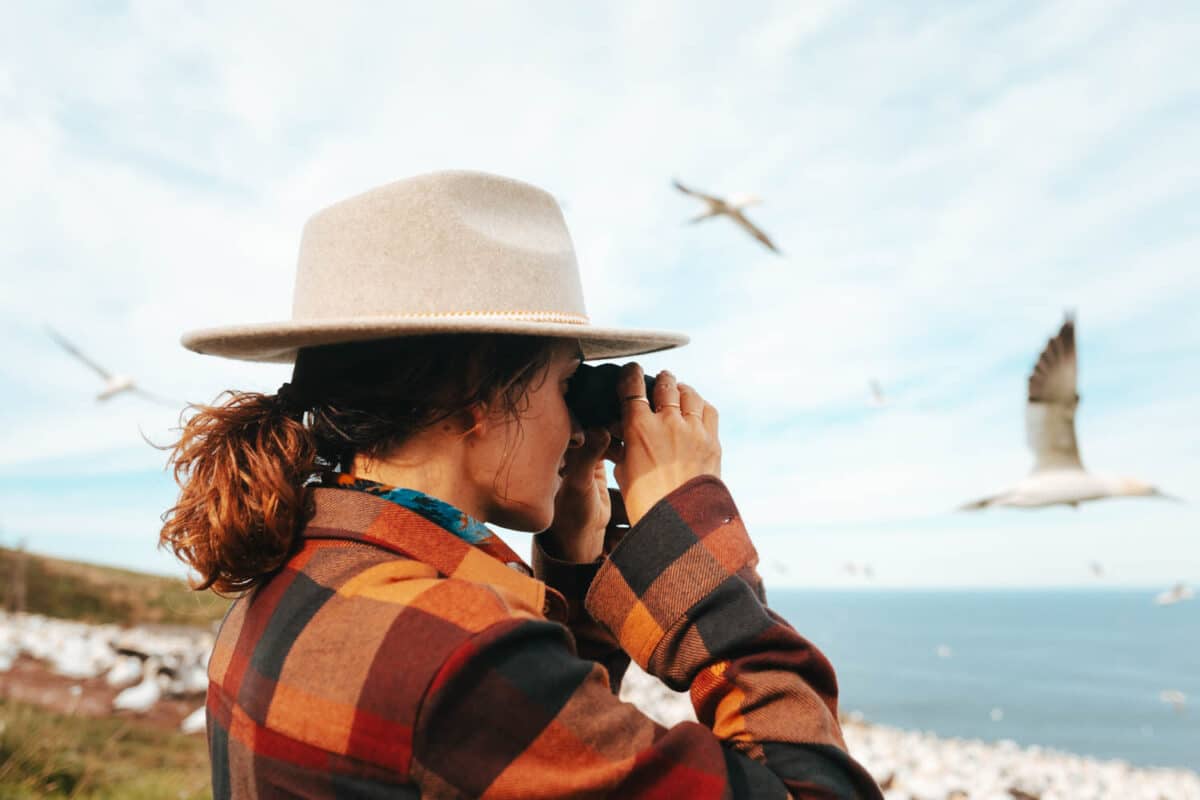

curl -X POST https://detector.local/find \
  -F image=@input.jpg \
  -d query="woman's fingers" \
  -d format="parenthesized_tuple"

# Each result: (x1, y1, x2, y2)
(652, 370, 681, 413)
(678, 382, 705, 422)
(618, 363, 652, 423)
(613, 366, 722, 526)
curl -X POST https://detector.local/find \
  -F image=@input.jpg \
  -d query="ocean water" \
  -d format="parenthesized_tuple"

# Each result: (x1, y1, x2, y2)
(768, 589, 1200, 771)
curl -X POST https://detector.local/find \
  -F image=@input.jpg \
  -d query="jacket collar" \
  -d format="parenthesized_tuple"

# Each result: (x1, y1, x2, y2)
(300, 481, 566, 621)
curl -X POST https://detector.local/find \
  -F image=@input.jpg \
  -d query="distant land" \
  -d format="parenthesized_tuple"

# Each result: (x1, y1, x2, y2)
(0, 545, 228, 627)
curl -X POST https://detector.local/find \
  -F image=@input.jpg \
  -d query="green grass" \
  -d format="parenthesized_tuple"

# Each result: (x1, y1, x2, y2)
(0, 697, 211, 799)
(0, 547, 228, 628)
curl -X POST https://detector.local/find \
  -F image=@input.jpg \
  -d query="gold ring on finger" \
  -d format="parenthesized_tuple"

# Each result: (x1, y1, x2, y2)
(624, 395, 650, 405)
(660, 402, 681, 409)
(684, 410, 702, 418)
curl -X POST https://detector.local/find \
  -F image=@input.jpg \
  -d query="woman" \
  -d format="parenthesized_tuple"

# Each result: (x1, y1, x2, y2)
(163, 171, 882, 799)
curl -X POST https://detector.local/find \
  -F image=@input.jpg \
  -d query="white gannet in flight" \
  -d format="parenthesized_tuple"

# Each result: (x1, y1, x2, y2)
(672, 178, 781, 254)
(47, 326, 174, 406)
(961, 314, 1175, 510)
(869, 379, 887, 407)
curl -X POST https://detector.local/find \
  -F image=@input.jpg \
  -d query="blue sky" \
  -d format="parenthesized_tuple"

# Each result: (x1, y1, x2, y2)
(0, 1, 1197, 587)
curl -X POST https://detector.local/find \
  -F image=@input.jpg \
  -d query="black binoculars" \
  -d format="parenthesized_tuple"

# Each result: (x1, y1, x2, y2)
(564, 364, 658, 429)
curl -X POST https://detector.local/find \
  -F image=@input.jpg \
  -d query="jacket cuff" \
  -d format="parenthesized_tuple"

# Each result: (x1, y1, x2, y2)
(531, 534, 603, 623)
(583, 475, 757, 669)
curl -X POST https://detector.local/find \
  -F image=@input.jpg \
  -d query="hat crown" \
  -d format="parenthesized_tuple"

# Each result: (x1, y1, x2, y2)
(181, 169, 687, 362)
(292, 171, 588, 323)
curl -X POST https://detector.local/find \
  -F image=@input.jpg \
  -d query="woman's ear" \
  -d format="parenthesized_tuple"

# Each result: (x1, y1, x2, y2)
(456, 403, 489, 440)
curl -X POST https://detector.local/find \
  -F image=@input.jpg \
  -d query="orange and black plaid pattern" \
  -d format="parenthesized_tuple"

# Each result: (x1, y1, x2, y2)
(206, 475, 882, 798)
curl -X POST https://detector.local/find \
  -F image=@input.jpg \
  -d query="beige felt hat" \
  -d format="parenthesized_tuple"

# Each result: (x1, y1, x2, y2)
(182, 170, 688, 363)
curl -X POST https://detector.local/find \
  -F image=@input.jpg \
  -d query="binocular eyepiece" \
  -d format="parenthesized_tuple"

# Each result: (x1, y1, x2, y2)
(564, 363, 657, 429)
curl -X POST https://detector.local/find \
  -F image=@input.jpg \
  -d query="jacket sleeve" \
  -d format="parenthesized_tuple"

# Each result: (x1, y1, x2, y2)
(410, 476, 883, 799)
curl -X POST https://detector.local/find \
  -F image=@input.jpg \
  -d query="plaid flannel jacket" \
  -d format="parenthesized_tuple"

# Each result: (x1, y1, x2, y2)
(206, 475, 883, 798)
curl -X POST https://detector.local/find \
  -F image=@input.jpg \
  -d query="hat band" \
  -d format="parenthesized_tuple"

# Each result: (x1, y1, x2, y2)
(360, 309, 590, 324)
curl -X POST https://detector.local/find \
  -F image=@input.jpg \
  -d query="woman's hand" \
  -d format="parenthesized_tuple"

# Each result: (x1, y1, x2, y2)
(546, 428, 614, 562)
(611, 364, 721, 526)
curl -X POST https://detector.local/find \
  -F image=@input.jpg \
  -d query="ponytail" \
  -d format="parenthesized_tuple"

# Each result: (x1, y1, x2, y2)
(160, 334, 561, 594)
(159, 391, 317, 595)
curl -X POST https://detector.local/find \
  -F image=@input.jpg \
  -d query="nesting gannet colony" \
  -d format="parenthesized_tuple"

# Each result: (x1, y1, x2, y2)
(0, 610, 211, 733)
(962, 314, 1175, 510)
(619, 662, 1200, 800)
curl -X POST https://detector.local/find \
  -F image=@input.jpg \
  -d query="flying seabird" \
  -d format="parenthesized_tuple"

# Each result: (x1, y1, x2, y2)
(672, 178, 780, 254)
(961, 314, 1175, 510)
(47, 326, 175, 406)
(869, 379, 887, 407)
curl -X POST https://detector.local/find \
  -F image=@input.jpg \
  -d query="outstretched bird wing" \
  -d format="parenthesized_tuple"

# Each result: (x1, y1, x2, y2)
(1025, 314, 1083, 472)
(728, 209, 781, 254)
(47, 326, 113, 380)
(671, 178, 723, 206)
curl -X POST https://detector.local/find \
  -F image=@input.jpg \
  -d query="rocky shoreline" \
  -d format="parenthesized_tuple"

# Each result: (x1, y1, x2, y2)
(619, 662, 1200, 800)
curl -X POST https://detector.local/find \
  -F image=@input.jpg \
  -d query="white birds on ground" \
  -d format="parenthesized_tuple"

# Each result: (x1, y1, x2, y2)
(46, 326, 175, 406)
(1159, 689, 1186, 713)
(181, 705, 207, 735)
(1, 613, 216, 722)
(169, 661, 210, 696)
(113, 657, 165, 713)
(1154, 582, 1194, 606)
(672, 178, 781, 254)
(48, 628, 114, 679)
(961, 314, 1175, 510)
(106, 654, 144, 687)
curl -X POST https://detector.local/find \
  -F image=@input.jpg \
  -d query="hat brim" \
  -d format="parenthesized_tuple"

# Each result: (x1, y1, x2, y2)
(182, 317, 689, 363)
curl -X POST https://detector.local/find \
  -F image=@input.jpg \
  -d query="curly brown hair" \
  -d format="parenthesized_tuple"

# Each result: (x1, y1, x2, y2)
(159, 334, 560, 595)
